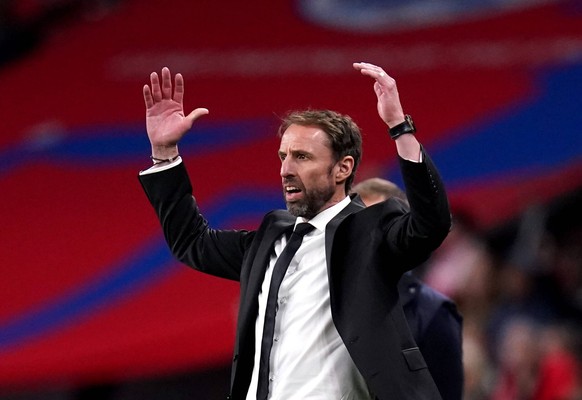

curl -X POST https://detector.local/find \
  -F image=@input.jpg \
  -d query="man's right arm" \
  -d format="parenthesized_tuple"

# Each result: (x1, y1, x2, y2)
(143, 66, 208, 162)
(139, 160, 251, 281)
(139, 68, 250, 281)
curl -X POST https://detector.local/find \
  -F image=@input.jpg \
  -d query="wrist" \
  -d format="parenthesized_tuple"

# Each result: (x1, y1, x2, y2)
(388, 114, 416, 140)
(386, 117, 406, 129)
(151, 144, 179, 161)
(150, 154, 181, 165)
(395, 135, 421, 162)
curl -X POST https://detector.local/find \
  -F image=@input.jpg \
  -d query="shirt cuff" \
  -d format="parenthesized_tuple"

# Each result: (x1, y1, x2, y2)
(403, 152, 423, 163)
(139, 157, 183, 175)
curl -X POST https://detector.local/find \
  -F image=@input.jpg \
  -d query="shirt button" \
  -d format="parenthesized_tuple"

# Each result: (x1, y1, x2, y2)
(279, 297, 287, 305)
(274, 337, 279, 342)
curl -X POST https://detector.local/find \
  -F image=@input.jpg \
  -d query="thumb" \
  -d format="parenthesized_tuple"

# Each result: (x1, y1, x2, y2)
(186, 108, 210, 123)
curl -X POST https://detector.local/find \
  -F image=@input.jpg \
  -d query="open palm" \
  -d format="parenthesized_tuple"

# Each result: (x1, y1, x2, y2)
(143, 67, 208, 152)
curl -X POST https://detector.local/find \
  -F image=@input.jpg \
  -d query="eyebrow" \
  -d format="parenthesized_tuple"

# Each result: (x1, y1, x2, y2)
(278, 149, 313, 158)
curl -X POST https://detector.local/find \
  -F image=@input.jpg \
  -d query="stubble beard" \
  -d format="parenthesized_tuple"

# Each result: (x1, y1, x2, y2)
(285, 182, 336, 220)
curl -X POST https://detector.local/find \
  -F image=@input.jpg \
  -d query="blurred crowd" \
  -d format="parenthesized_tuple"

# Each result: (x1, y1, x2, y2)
(0, 0, 121, 68)
(419, 188, 582, 400)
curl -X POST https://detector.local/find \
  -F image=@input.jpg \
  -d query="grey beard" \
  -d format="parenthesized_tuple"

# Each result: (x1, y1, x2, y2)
(285, 184, 335, 220)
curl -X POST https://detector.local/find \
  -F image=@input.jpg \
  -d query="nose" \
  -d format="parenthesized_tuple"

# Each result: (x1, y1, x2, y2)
(280, 157, 295, 179)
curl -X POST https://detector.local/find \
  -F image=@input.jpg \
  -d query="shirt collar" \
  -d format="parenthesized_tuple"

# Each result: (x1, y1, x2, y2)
(295, 196, 351, 233)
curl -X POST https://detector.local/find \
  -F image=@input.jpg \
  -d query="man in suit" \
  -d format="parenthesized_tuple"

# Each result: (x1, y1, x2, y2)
(352, 178, 464, 400)
(138, 62, 451, 399)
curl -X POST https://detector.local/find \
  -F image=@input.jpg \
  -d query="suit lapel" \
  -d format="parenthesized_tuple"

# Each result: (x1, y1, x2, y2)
(324, 195, 365, 274)
(238, 217, 295, 332)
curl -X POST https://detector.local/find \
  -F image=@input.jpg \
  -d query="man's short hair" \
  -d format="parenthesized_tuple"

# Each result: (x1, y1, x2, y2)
(352, 177, 409, 205)
(278, 109, 362, 193)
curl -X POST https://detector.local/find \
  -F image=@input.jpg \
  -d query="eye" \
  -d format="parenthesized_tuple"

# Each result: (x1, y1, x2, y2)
(297, 153, 307, 160)
(279, 153, 286, 161)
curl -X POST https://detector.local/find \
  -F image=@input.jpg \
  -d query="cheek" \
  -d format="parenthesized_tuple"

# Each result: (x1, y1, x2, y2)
(306, 167, 335, 186)
(325, 164, 340, 182)
(297, 161, 335, 184)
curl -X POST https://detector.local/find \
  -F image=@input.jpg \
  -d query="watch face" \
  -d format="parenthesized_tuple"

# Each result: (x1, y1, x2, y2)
(406, 114, 416, 132)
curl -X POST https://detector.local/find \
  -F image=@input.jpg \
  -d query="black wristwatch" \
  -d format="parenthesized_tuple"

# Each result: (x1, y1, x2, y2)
(389, 114, 416, 140)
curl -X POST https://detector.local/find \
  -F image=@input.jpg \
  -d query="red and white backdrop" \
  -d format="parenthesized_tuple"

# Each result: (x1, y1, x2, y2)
(1, 0, 581, 390)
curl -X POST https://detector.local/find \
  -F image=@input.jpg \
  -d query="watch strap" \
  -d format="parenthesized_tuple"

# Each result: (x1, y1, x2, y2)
(389, 114, 416, 140)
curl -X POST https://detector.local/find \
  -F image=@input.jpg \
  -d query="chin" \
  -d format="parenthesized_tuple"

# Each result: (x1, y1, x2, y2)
(286, 202, 314, 219)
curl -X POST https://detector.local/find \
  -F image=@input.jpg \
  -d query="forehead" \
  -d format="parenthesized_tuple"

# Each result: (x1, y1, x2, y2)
(279, 124, 332, 153)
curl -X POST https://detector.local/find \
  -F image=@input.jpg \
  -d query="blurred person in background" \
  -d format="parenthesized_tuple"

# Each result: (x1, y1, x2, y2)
(487, 203, 582, 400)
(490, 318, 541, 400)
(486, 205, 578, 365)
(535, 323, 581, 400)
(490, 319, 581, 400)
(402, 194, 497, 400)
(462, 331, 493, 400)
(352, 177, 463, 400)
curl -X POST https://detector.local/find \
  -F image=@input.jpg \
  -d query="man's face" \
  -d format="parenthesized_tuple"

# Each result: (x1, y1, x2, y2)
(279, 124, 345, 219)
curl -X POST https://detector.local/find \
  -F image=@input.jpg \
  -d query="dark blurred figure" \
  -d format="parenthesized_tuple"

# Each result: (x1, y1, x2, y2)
(487, 204, 580, 360)
(0, 0, 122, 68)
(487, 195, 582, 400)
(352, 177, 464, 400)
(0, 0, 43, 66)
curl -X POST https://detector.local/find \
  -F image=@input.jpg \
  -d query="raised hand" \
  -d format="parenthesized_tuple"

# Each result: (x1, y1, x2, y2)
(354, 62, 420, 160)
(143, 67, 209, 159)
(353, 62, 405, 128)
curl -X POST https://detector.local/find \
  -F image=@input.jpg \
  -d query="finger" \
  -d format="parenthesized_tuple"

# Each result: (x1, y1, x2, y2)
(186, 108, 209, 124)
(173, 73, 185, 104)
(355, 61, 381, 70)
(150, 72, 162, 102)
(161, 67, 172, 100)
(361, 67, 387, 80)
(143, 84, 154, 109)
(354, 62, 388, 80)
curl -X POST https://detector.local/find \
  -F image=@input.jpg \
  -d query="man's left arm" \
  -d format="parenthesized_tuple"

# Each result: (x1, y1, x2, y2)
(397, 147, 451, 249)
(354, 62, 451, 259)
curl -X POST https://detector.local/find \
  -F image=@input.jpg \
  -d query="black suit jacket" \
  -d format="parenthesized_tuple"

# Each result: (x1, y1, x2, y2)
(139, 149, 451, 400)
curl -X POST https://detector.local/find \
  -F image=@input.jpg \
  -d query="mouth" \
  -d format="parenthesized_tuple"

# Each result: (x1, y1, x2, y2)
(284, 185, 303, 202)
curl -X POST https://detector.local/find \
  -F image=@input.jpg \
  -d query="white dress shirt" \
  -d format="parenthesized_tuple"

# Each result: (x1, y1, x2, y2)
(246, 196, 373, 400)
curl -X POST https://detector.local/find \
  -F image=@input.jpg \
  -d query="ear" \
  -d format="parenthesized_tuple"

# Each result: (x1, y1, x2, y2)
(335, 156, 354, 184)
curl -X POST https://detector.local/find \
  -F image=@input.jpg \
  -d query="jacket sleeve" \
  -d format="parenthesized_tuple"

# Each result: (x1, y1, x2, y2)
(382, 146, 452, 267)
(138, 162, 255, 281)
